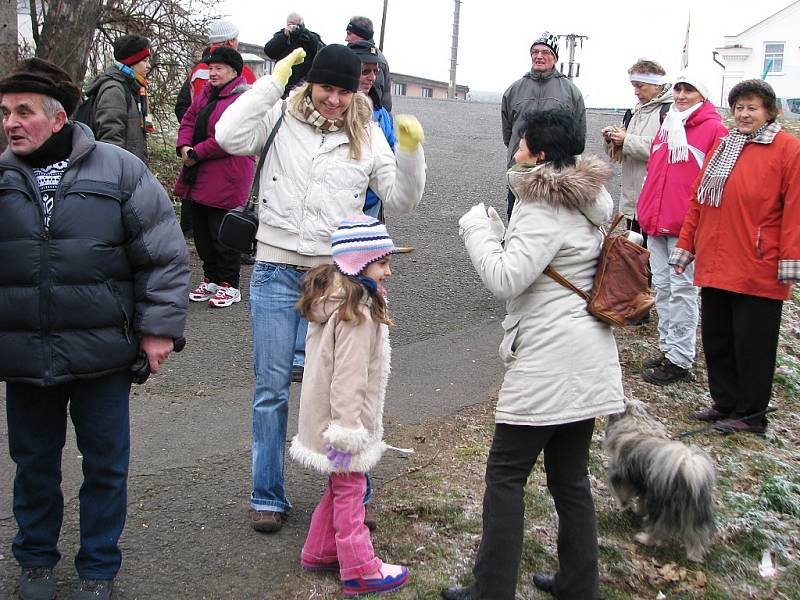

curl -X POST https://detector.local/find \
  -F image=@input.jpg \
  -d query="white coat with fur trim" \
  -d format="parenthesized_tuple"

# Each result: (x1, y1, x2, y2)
(289, 289, 390, 474)
(460, 156, 625, 426)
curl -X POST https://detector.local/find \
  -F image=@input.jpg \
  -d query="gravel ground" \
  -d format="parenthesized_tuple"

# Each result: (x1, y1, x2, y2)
(0, 98, 624, 599)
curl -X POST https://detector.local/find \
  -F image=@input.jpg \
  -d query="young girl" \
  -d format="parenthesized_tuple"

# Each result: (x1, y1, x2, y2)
(289, 214, 409, 597)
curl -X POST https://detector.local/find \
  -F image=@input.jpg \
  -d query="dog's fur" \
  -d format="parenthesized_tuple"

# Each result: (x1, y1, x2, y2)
(604, 399, 716, 562)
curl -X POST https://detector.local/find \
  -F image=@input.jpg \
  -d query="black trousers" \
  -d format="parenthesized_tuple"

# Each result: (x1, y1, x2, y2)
(506, 189, 515, 221)
(191, 202, 241, 288)
(470, 419, 598, 600)
(701, 287, 783, 425)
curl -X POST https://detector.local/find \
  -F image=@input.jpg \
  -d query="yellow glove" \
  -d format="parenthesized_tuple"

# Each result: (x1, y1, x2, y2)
(395, 114, 425, 152)
(273, 48, 306, 88)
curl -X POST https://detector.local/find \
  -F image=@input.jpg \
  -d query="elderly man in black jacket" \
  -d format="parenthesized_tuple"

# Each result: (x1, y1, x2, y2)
(263, 12, 324, 93)
(0, 59, 189, 600)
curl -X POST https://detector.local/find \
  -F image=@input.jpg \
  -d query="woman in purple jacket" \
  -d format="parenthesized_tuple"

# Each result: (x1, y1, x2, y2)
(175, 47, 255, 308)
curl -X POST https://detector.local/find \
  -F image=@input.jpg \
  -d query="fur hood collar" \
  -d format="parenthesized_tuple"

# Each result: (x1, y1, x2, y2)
(508, 155, 612, 225)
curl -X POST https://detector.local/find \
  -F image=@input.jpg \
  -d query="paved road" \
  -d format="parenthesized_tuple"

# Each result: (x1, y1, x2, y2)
(0, 98, 622, 598)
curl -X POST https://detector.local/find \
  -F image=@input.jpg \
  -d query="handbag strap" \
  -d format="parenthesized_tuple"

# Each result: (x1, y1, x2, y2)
(247, 101, 286, 210)
(543, 212, 626, 303)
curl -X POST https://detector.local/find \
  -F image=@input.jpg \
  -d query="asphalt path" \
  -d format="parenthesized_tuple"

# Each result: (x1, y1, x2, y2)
(0, 98, 622, 598)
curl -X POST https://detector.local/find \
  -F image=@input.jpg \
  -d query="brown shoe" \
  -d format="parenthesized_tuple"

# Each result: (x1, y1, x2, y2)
(714, 418, 766, 435)
(249, 508, 283, 533)
(689, 407, 730, 422)
(364, 504, 377, 532)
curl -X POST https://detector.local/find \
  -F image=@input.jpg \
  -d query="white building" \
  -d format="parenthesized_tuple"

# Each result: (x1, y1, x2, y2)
(715, 0, 800, 103)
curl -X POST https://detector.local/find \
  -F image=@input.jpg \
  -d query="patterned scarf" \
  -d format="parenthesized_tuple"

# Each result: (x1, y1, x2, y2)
(298, 95, 344, 132)
(658, 101, 704, 163)
(113, 61, 154, 133)
(696, 121, 781, 207)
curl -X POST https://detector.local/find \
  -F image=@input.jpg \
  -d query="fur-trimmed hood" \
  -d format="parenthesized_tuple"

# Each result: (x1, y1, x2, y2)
(508, 155, 613, 227)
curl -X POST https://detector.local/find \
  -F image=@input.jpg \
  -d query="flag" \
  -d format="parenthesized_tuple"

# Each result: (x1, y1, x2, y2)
(761, 59, 773, 79)
(680, 16, 690, 69)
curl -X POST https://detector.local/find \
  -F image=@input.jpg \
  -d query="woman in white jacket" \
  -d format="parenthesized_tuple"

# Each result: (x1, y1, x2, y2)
(442, 110, 624, 600)
(215, 44, 426, 533)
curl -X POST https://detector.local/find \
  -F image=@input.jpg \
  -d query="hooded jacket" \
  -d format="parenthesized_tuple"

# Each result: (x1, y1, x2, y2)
(501, 69, 586, 166)
(0, 123, 190, 386)
(637, 100, 728, 237)
(87, 66, 148, 163)
(174, 75, 256, 210)
(289, 284, 390, 473)
(460, 156, 625, 426)
(605, 85, 673, 219)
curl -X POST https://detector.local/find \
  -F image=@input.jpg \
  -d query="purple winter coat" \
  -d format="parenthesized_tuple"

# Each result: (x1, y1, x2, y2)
(174, 75, 255, 209)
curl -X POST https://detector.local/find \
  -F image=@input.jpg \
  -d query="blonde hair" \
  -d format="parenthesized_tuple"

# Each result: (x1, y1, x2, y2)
(289, 82, 372, 160)
(297, 266, 392, 326)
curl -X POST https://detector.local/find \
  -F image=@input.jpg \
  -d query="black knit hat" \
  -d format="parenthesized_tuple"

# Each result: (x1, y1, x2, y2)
(207, 47, 243, 76)
(306, 44, 361, 92)
(530, 31, 559, 60)
(113, 34, 151, 66)
(0, 57, 80, 116)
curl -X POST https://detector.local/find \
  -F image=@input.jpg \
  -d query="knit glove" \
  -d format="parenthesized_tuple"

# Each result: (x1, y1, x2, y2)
(458, 202, 489, 236)
(487, 206, 505, 240)
(273, 48, 306, 88)
(325, 444, 352, 471)
(396, 114, 425, 152)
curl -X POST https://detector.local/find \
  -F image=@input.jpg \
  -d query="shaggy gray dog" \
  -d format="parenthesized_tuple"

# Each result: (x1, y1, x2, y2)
(604, 399, 716, 562)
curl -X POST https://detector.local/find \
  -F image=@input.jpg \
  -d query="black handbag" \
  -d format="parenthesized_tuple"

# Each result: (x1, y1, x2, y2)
(218, 102, 286, 254)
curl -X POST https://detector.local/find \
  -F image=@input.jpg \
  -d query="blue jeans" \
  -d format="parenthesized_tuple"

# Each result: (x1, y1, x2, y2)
(293, 319, 308, 368)
(6, 371, 131, 580)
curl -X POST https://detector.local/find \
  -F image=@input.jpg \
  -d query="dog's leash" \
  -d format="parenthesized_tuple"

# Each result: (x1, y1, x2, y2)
(674, 407, 777, 439)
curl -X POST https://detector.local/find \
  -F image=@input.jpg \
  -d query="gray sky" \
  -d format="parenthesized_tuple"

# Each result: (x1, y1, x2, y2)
(222, 0, 794, 107)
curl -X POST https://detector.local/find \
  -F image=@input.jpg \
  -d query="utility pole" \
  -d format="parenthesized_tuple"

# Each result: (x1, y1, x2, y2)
(448, 0, 461, 99)
(379, 0, 389, 51)
(556, 33, 588, 80)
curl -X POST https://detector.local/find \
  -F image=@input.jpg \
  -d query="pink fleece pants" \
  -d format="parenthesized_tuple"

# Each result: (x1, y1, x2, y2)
(301, 472, 382, 580)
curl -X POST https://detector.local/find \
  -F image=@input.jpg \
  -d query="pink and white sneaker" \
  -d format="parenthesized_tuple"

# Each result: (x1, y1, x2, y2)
(189, 278, 218, 302)
(208, 283, 241, 308)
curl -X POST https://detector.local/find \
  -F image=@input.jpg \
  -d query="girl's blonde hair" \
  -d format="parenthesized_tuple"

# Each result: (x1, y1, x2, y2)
(289, 82, 373, 160)
(297, 265, 392, 326)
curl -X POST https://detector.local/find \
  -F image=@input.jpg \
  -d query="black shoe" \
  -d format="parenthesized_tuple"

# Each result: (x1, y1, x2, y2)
(19, 567, 56, 600)
(642, 352, 666, 370)
(440, 586, 473, 600)
(642, 359, 689, 385)
(532, 572, 556, 596)
(291, 365, 304, 383)
(73, 579, 113, 600)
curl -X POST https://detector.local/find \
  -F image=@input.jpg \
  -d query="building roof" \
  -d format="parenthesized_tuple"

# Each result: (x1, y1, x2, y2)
(726, 0, 800, 38)
(390, 72, 470, 93)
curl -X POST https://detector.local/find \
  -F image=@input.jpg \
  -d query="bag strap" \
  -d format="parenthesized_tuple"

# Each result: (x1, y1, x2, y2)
(543, 212, 626, 302)
(247, 101, 286, 210)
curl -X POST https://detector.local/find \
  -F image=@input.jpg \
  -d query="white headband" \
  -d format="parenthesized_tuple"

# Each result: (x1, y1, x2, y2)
(629, 72, 665, 85)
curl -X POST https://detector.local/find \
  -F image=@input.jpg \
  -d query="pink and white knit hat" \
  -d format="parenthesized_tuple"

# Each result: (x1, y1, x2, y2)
(331, 214, 396, 276)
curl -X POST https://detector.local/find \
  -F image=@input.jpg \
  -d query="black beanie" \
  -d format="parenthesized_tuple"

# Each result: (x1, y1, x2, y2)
(207, 47, 244, 76)
(113, 35, 151, 66)
(306, 44, 361, 93)
(0, 57, 80, 116)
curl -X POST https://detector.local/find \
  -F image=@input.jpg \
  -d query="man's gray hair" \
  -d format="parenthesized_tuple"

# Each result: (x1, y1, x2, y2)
(287, 12, 304, 25)
(41, 95, 66, 118)
(349, 16, 374, 30)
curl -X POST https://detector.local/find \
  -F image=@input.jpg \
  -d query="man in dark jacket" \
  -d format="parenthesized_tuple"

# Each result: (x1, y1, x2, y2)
(263, 12, 324, 94)
(344, 15, 392, 112)
(0, 59, 189, 600)
(501, 31, 586, 218)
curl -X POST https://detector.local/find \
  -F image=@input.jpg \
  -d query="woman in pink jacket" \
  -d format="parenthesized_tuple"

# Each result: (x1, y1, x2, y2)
(636, 70, 728, 385)
(174, 47, 255, 308)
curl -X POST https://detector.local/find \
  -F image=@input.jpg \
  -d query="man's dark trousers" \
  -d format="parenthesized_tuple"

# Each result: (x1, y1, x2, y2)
(6, 371, 131, 579)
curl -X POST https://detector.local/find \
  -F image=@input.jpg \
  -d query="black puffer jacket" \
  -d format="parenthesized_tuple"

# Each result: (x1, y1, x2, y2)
(0, 123, 190, 386)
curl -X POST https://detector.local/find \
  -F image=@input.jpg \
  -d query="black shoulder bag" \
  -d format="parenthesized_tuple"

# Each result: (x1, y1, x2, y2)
(218, 101, 286, 254)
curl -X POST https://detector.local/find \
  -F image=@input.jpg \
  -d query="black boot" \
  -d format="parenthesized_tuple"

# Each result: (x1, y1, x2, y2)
(441, 586, 473, 600)
(532, 572, 556, 596)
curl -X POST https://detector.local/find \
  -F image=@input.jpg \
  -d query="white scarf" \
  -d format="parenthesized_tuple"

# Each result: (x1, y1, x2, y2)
(658, 101, 704, 163)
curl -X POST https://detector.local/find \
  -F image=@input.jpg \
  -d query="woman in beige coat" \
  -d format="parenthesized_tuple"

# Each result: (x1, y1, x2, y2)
(442, 109, 625, 600)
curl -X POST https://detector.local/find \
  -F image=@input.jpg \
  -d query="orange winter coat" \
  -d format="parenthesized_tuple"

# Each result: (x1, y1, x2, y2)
(677, 130, 800, 300)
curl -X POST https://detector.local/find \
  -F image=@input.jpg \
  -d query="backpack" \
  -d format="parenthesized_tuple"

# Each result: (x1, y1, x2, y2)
(544, 213, 654, 326)
(622, 102, 671, 130)
(72, 77, 132, 135)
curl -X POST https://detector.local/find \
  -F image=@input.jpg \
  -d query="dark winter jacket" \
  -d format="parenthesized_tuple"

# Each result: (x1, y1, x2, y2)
(86, 66, 148, 163)
(0, 123, 190, 386)
(174, 75, 256, 209)
(501, 69, 586, 166)
(347, 40, 393, 113)
(263, 25, 324, 91)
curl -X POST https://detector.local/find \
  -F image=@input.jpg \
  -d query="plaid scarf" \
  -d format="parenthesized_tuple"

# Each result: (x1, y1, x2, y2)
(696, 121, 781, 207)
(298, 95, 344, 132)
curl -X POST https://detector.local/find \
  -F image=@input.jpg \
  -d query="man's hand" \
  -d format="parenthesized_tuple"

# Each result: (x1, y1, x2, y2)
(140, 335, 174, 374)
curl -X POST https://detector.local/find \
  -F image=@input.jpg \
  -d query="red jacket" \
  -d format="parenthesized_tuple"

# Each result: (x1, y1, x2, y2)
(677, 130, 800, 300)
(637, 101, 728, 237)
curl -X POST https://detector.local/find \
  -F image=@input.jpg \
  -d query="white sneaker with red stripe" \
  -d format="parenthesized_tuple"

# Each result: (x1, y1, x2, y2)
(189, 278, 218, 302)
(208, 283, 241, 308)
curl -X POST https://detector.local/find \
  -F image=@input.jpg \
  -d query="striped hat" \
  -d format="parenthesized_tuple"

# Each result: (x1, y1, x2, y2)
(331, 214, 396, 276)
